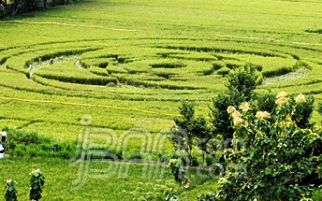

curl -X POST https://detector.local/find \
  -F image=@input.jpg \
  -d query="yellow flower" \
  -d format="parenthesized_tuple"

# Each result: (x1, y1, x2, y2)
(275, 96, 289, 106)
(295, 94, 306, 104)
(276, 91, 288, 99)
(227, 106, 236, 114)
(256, 111, 271, 119)
(232, 111, 242, 118)
(233, 116, 243, 126)
(239, 102, 250, 112)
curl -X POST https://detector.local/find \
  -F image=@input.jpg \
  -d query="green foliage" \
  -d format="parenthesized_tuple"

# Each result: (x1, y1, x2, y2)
(5, 128, 75, 159)
(4, 180, 17, 201)
(254, 90, 276, 113)
(29, 169, 45, 201)
(168, 158, 187, 184)
(193, 116, 211, 163)
(197, 192, 216, 201)
(170, 101, 196, 166)
(216, 93, 322, 201)
(210, 89, 243, 141)
(290, 94, 314, 128)
(211, 64, 260, 142)
(312, 190, 322, 201)
(319, 102, 322, 115)
(226, 64, 259, 101)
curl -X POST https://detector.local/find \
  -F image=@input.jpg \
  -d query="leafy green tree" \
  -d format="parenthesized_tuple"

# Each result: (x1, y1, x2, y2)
(210, 89, 243, 142)
(216, 93, 321, 201)
(211, 64, 260, 143)
(193, 116, 212, 163)
(170, 101, 196, 166)
(30, 169, 45, 201)
(5, 180, 17, 201)
(226, 64, 261, 101)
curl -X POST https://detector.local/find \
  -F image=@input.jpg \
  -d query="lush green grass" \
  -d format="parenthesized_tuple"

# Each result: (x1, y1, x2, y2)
(0, 0, 322, 199)
(0, 158, 218, 200)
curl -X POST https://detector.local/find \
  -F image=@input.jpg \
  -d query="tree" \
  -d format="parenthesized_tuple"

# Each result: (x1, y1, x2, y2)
(210, 64, 260, 143)
(30, 169, 45, 201)
(193, 116, 212, 164)
(170, 101, 196, 166)
(5, 180, 17, 201)
(210, 89, 243, 143)
(216, 93, 321, 201)
(226, 63, 261, 101)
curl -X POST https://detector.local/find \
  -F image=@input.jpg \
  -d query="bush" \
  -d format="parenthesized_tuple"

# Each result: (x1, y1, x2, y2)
(254, 90, 276, 113)
(30, 169, 45, 201)
(216, 93, 321, 201)
(168, 158, 187, 184)
(5, 180, 17, 201)
(6, 128, 75, 159)
(226, 64, 259, 101)
(205, 156, 216, 166)
(210, 89, 244, 141)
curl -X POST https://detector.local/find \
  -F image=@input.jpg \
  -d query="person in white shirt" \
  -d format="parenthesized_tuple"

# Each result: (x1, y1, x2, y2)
(1, 129, 7, 143)
(0, 143, 4, 159)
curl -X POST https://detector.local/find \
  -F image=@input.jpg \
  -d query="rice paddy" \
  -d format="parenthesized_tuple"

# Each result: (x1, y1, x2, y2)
(0, 0, 321, 200)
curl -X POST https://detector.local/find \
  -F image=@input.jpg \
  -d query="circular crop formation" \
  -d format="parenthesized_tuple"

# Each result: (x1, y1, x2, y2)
(0, 37, 322, 100)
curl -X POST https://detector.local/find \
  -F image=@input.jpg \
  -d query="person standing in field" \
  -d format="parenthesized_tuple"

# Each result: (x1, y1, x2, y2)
(1, 129, 7, 144)
(0, 142, 4, 159)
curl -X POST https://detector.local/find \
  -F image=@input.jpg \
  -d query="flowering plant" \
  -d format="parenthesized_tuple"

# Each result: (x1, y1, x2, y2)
(217, 92, 322, 201)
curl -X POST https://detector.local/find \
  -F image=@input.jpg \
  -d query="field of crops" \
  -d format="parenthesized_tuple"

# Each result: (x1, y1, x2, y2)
(0, 0, 322, 200)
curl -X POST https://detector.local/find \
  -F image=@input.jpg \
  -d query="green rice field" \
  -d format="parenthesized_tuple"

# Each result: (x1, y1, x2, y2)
(0, 0, 321, 200)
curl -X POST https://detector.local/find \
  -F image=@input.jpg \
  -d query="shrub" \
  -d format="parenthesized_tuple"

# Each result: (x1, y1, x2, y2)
(290, 94, 314, 128)
(254, 90, 276, 113)
(210, 89, 244, 141)
(216, 93, 321, 201)
(6, 128, 75, 159)
(168, 158, 187, 184)
(30, 169, 45, 201)
(5, 180, 17, 201)
(226, 64, 259, 101)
